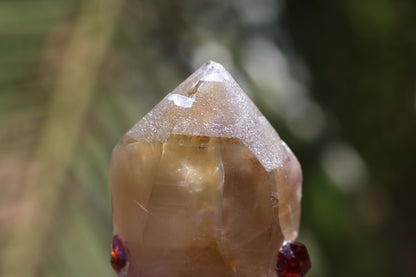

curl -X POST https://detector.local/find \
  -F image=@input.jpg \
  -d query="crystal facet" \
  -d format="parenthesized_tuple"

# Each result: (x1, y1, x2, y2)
(110, 61, 303, 276)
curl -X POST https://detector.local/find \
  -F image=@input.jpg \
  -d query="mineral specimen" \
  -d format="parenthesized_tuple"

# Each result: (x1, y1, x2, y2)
(111, 235, 128, 273)
(276, 241, 311, 277)
(110, 61, 305, 276)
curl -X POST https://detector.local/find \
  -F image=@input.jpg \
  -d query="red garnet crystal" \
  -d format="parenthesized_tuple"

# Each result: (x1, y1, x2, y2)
(111, 235, 128, 272)
(276, 241, 311, 277)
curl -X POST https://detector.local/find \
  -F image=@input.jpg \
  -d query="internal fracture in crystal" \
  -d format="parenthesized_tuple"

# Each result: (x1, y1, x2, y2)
(110, 61, 303, 277)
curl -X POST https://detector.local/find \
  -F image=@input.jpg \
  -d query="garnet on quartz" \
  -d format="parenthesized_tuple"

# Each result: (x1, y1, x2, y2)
(110, 61, 304, 276)
(111, 235, 128, 273)
(276, 241, 311, 277)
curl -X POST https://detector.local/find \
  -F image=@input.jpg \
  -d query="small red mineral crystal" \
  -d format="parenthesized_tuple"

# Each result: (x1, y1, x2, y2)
(276, 241, 311, 277)
(111, 235, 127, 272)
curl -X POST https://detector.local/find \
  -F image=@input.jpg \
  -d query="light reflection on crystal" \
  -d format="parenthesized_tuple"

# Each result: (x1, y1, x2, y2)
(184, 165, 195, 174)
(182, 163, 205, 192)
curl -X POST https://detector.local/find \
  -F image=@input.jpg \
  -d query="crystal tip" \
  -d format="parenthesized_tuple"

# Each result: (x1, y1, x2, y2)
(197, 60, 232, 83)
(202, 60, 226, 71)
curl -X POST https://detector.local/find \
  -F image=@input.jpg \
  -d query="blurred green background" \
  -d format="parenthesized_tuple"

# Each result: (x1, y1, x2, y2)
(1, 0, 415, 276)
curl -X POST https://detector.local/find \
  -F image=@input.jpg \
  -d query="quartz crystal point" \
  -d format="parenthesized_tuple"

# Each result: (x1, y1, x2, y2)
(110, 61, 303, 277)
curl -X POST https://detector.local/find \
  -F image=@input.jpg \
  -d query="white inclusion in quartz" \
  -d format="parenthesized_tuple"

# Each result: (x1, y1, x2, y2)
(168, 93, 195, 108)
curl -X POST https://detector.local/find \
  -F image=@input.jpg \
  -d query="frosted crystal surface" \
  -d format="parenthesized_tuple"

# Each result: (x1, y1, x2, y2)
(127, 61, 290, 172)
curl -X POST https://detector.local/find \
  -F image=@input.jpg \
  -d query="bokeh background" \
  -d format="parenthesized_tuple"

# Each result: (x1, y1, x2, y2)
(1, 0, 415, 276)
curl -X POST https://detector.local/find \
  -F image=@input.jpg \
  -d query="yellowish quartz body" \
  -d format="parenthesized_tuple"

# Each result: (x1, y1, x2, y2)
(110, 61, 302, 277)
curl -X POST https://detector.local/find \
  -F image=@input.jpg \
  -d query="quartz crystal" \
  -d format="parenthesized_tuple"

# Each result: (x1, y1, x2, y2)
(110, 61, 303, 277)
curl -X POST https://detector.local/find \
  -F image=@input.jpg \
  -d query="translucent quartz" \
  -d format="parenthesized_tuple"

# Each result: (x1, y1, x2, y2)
(110, 61, 302, 276)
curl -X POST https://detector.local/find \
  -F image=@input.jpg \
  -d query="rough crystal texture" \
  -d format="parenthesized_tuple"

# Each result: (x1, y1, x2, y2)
(127, 61, 284, 172)
(110, 61, 303, 276)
